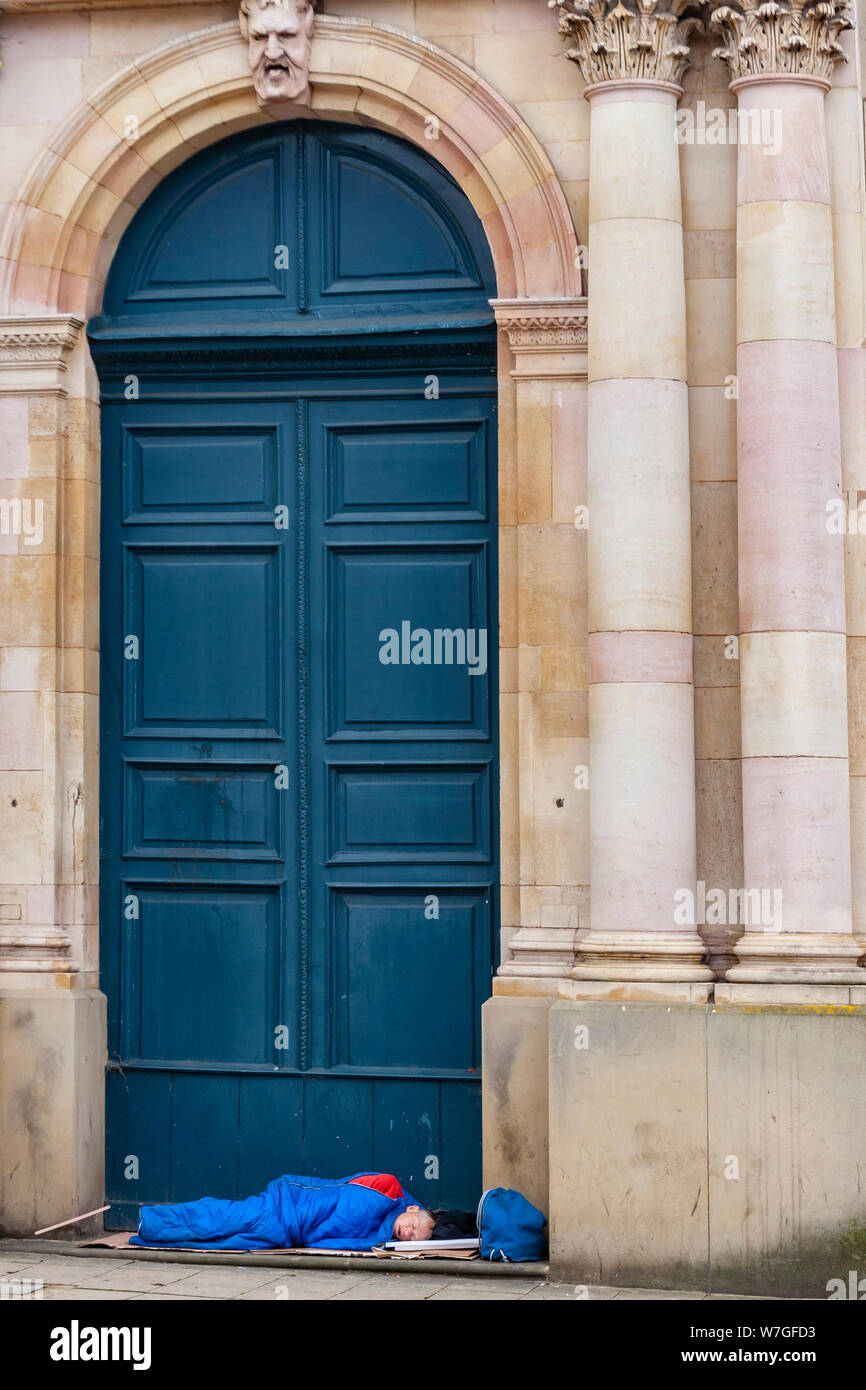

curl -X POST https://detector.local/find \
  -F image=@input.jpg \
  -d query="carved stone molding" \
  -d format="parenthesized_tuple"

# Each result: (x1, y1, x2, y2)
(493, 297, 588, 379)
(726, 931, 866, 983)
(0, 315, 83, 394)
(709, 0, 853, 83)
(549, 0, 703, 87)
(573, 930, 713, 982)
(0, 930, 75, 975)
(498, 926, 582, 979)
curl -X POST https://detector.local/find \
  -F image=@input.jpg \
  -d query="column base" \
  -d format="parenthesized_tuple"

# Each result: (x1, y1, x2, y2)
(726, 932, 866, 985)
(497, 926, 577, 978)
(572, 930, 713, 982)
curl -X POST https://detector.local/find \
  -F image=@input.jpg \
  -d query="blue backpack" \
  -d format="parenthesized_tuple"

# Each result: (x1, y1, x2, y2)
(477, 1187, 546, 1262)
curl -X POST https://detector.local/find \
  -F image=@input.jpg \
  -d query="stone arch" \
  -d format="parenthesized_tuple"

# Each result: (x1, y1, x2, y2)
(0, 15, 582, 318)
(0, 15, 588, 1108)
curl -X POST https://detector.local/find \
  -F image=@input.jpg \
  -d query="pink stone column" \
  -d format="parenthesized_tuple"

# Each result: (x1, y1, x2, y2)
(571, 77, 710, 984)
(724, 70, 862, 983)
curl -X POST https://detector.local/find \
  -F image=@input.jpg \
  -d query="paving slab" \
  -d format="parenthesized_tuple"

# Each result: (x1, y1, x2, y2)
(12, 1255, 129, 1273)
(0, 1259, 41, 1278)
(523, 1283, 620, 1300)
(612, 1288, 709, 1300)
(83, 1265, 222, 1293)
(707, 1292, 783, 1301)
(330, 1275, 454, 1300)
(234, 1272, 375, 1300)
(427, 1285, 529, 1299)
(157, 1268, 296, 1298)
(7, 1259, 134, 1287)
(432, 1276, 545, 1294)
(235, 1284, 351, 1301)
(126, 1284, 216, 1295)
(43, 1287, 136, 1301)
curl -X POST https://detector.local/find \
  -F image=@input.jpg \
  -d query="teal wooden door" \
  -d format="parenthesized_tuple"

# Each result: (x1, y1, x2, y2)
(91, 122, 498, 1225)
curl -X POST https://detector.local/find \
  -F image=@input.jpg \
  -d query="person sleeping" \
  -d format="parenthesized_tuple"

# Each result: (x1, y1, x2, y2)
(130, 1171, 436, 1252)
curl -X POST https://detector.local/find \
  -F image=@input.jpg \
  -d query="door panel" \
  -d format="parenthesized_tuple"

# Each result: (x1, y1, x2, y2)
(328, 889, 489, 1070)
(326, 763, 492, 865)
(127, 545, 284, 736)
(124, 761, 282, 861)
(122, 884, 283, 1065)
(124, 424, 280, 521)
(326, 546, 489, 737)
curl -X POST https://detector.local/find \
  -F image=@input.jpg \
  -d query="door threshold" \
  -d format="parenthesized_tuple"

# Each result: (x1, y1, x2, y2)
(0, 1237, 548, 1279)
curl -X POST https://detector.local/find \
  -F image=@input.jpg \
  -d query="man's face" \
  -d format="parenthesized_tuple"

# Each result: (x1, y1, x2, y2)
(393, 1206, 435, 1242)
(248, 6, 313, 104)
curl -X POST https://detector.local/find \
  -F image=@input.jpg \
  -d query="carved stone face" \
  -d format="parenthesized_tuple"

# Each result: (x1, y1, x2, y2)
(243, 1, 315, 108)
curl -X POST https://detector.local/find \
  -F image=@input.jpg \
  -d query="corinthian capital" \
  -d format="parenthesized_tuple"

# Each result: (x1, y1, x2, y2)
(549, 0, 703, 86)
(710, 0, 853, 84)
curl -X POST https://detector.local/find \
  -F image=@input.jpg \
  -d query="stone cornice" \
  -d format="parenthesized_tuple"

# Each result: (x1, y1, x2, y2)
(493, 297, 589, 379)
(0, 315, 83, 366)
(493, 298, 588, 347)
(0, 315, 84, 395)
(709, 0, 853, 84)
(549, 0, 703, 86)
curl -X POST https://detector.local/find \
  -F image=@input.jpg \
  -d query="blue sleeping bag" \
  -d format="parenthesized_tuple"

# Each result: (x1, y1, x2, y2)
(130, 1172, 421, 1252)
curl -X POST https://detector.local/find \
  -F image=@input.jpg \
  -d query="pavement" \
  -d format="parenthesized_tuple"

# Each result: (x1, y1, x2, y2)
(0, 1249, 779, 1300)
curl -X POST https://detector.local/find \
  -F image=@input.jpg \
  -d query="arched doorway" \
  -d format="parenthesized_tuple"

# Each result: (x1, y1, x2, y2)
(91, 120, 499, 1224)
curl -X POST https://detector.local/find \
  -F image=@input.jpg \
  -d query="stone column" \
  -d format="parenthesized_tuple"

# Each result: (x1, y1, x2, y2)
(552, 0, 711, 986)
(0, 316, 106, 1234)
(829, 29, 866, 952)
(710, 0, 864, 986)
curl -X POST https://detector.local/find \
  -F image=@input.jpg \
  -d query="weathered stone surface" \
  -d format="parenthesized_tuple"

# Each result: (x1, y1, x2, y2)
(547, 999, 866, 1295)
(0, 988, 105, 1236)
(549, 1001, 709, 1288)
(482, 997, 554, 1219)
(708, 1003, 866, 1296)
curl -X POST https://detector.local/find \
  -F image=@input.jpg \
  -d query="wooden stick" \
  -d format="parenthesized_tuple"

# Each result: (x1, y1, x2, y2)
(35, 1205, 111, 1235)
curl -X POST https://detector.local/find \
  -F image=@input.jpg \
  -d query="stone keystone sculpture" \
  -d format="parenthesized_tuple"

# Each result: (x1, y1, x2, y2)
(239, 0, 320, 110)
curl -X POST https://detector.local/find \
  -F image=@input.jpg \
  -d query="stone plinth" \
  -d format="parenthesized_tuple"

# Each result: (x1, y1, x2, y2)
(482, 996, 555, 1220)
(548, 997, 866, 1296)
(0, 987, 106, 1236)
